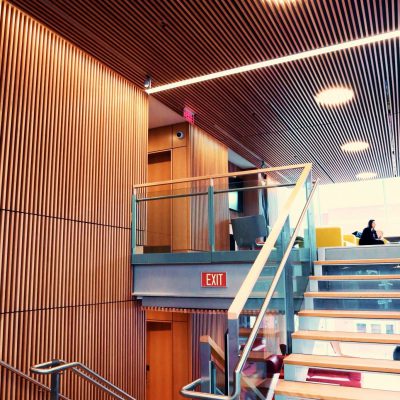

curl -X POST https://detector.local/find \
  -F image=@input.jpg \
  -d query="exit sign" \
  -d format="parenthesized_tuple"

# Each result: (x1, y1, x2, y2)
(201, 272, 227, 288)
(183, 107, 195, 124)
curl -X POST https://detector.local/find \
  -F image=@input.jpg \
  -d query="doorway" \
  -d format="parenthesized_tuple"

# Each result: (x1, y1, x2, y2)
(146, 312, 190, 400)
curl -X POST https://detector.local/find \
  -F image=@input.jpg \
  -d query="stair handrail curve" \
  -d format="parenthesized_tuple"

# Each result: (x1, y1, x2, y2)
(181, 176, 319, 400)
(31, 359, 136, 400)
(0, 360, 70, 400)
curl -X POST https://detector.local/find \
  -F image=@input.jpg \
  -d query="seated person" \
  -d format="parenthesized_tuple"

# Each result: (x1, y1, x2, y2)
(359, 219, 384, 245)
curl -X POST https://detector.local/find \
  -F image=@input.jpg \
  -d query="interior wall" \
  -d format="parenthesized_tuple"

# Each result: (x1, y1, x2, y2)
(147, 123, 190, 252)
(0, 1, 147, 399)
(189, 125, 230, 251)
(190, 313, 227, 380)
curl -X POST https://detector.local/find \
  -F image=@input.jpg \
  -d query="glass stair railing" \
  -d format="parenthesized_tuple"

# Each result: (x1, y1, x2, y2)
(180, 163, 318, 399)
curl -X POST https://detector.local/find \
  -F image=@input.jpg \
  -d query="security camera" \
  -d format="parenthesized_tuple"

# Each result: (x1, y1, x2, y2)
(144, 75, 152, 89)
(176, 131, 185, 140)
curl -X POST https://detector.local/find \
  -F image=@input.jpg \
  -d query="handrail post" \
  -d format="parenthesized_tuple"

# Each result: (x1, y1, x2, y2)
(209, 361, 217, 394)
(305, 174, 316, 269)
(282, 217, 294, 354)
(208, 179, 215, 252)
(50, 360, 61, 400)
(226, 319, 238, 395)
(131, 190, 137, 255)
(200, 340, 212, 392)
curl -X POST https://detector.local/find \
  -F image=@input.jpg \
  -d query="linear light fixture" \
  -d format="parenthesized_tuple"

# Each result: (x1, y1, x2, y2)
(146, 29, 400, 94)
(341, 141, 369, 152)
(356, 172, 377, 180)
(315, 86, 355, 107)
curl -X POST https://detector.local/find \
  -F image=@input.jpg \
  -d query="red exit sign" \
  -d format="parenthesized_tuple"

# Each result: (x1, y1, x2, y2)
(183, 107, 195, 124)
(201, 272, 227, 288)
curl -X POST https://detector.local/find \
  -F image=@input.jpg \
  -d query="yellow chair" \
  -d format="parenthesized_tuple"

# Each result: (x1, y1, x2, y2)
(343, 234, 359, 245)
(316, 227, 389, 248)
(315, 227, 354, 248)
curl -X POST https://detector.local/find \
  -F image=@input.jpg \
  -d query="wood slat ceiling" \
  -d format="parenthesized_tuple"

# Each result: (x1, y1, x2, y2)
(8, 0, 399, 183)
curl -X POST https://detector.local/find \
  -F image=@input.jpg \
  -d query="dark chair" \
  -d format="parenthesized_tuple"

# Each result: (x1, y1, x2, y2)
(231, 215, 267, 250)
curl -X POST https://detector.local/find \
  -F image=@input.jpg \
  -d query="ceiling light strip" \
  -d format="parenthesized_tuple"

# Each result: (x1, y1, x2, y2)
(146, 29, 400, 94)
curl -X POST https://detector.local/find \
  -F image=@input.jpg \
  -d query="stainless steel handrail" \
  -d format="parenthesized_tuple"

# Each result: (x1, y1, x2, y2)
(0, 360, 70, 400)
(31, 360, 135, 400)
(181, 179, 319, 399)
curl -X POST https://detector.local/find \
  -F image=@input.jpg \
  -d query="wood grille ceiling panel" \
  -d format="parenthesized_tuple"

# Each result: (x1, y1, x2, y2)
(7, 0, 400, 182)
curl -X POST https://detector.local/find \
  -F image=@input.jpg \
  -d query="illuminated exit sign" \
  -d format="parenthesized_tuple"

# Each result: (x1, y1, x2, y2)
(201, 272, 227, 288)
(183, 107, 195, 124)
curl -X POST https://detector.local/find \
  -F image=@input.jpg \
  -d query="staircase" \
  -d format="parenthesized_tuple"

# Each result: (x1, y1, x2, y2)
(276, 257, 400, 400)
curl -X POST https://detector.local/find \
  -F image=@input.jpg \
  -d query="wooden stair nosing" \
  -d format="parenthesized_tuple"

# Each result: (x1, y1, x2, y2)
(284, 354, 400, 374)
(292, 330, 400, 344)
(239, 327, 279, 337)
(275, 380, 400, 400)
(314, 258, 400, 265)
(245, 351, 272, 361)
(304, 291, 400, 298)
(310, 274, 400, 281)
(298, 309, 400, 319)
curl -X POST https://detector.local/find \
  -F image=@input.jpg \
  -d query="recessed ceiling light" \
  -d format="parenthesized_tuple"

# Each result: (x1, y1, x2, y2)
(146, 30, 400, 94)
(315, 86, 354, 107)
(341, 141, 369, 152)
(356, 172, 377, 180)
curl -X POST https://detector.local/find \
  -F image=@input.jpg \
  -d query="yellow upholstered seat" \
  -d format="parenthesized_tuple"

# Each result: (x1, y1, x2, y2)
(316, 227, 346, 248)
(316, 227, 389, 248)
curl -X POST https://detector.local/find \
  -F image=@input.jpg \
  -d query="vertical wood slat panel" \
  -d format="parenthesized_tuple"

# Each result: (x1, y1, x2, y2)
(0, 1, 148, 399)
(0, 0, 148, 228)
(0, 302, 146, 400)
(190, 313, 227, 381)
(189, 125, 230, 251)
(0, 211, 133, 313)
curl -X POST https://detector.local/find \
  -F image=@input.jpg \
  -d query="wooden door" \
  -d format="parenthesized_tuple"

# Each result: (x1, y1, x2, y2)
(146, 312, 190, 400)
(146, 321, 173, 400)
(147, 151, 171, 252)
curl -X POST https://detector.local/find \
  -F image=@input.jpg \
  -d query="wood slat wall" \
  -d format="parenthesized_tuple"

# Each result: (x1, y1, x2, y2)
(190, 313, 227, 380)
(0, 1, 148, 399)
(189, 125, 230, 251)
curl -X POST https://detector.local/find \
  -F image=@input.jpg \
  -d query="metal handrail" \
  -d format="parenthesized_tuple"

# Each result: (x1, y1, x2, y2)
(0, 360, 70, 400)
(136, 182, 296, 202)
(181, 178, 319, 399)
(132, 163, 308, 189)
(228, 163, 312, 320)
(31, 360, 135, 400)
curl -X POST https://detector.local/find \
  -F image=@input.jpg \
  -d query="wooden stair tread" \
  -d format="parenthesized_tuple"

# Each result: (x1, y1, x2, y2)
(241, 375, 269, 388)
(275, 380, 400, 400)
(310, 274, 400, 280)
(298, 310, 400, 319)
(315, 259, 400, 265)
(284, 354, 400, 374)
(293, 330, 400, 344)
(239, 327, 279, 336)
(305, 291, 400, 298)
(246, 351, 272, 361)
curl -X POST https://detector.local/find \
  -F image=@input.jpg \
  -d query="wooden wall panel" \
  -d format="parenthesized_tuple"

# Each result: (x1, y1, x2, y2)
(189, 125, 230, 251)
(0, 1, 148, 399)
(0, 211, 132, 313)
(0, 302, 146, 400)
(0, 0, 148, 228)
(190, 313, 227, 380)
(172, 146, 190, 252)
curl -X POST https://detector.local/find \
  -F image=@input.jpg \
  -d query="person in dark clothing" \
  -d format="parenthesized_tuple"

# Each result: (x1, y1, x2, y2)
(359, 219, 385, 245)
(394, 346, 400, 361)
